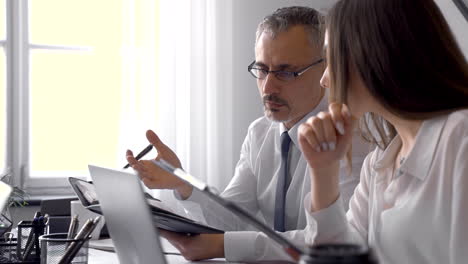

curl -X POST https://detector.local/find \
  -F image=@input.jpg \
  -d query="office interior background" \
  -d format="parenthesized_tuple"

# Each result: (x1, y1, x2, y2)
(1, 0, 467, 204)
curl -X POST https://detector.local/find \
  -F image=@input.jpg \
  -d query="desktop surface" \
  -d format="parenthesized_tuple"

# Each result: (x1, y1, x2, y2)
(88, 248, 235, 264)
(88, 237, 241, 264)
(87, 237, 295, 264)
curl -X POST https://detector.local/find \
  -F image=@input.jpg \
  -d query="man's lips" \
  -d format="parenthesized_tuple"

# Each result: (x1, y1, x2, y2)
(265, 101, 285, 108)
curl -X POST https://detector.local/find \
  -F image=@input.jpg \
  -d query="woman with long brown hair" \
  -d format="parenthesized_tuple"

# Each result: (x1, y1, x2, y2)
(298, 0, 468, 262)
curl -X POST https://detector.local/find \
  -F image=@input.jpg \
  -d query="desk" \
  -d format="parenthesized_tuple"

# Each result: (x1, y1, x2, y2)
(88, 238, 237, 264)
(10, 206, 237, 263)
(89, 249, 234, 264)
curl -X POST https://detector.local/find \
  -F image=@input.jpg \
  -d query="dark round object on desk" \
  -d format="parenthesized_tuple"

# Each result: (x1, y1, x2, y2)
(299, 244, 378, 264)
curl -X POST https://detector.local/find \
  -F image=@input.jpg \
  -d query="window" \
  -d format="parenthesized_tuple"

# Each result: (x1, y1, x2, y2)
(0, 0, 5, 175)
(3, 0, 159, 197)
(29, 0, 125, 178)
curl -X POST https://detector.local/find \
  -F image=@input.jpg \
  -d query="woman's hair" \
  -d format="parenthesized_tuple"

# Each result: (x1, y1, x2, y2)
(327, 0, 468, 149)
(256, 6, 324, 48)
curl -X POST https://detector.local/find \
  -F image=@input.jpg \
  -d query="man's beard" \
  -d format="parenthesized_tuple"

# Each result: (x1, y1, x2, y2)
(263, 94, 288, 106)
(263, 94, 290, 122)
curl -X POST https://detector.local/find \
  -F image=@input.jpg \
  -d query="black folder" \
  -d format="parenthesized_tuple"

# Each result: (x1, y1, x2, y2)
(152, 159, 305, 259)
(68, 177, 223, 235)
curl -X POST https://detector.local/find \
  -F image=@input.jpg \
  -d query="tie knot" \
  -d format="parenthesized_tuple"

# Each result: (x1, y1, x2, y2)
(281, 131, 291, 155)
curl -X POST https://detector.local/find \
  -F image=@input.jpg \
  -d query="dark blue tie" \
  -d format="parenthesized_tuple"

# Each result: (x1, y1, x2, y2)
(274, 131, 291, 232)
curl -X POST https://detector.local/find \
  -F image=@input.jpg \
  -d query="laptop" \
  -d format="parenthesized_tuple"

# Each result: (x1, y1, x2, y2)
(88, 165, 167, 264)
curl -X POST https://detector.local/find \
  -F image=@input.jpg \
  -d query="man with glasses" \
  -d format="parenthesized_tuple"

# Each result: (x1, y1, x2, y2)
(127, 6, 365, 262)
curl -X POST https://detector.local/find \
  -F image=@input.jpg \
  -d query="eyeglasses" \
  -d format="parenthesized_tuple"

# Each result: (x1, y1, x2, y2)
(247, 58, 324, 82)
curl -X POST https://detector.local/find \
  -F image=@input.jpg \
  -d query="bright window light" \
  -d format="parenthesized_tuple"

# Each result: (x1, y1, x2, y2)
(28, 0, 159, 178)
(0, 0, 5, 174)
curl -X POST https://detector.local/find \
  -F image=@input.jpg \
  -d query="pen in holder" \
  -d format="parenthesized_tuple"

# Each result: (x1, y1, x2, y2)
(40, 216, 101, 264)
(39, 233, 90, 264)
(17, 214, 48, 262)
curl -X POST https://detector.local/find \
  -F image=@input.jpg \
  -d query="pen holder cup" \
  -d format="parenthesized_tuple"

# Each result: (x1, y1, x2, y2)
(39, 233, 89, 264)
(0, 238, 19, 262)
(17, 220, 48, 262)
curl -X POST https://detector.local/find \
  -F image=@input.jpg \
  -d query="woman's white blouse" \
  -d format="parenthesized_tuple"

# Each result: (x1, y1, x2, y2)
(305, 109, 468, 264)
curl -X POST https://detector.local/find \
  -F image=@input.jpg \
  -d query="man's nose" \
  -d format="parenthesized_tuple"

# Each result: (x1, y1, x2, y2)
(261, 73, 280, 94)
(320, 66, 330, 89)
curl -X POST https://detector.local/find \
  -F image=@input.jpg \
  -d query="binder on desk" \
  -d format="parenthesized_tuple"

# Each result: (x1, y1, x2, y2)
(68, 177, 223, 235)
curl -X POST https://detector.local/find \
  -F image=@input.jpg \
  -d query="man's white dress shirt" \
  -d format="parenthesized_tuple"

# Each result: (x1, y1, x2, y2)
(176, 97, 368, 262)
(305, 109, 468, 264)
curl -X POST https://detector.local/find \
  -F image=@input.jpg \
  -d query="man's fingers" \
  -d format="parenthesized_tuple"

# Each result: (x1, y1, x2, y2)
(159, 229, 179, 240)
(158, 229, 184, 249)
(126, 150, 138, 166)
(146, 130, 166, 150)
(126, 150, 149, 172)
(159, 229, 188, 245)
(158, 229, 172, 239)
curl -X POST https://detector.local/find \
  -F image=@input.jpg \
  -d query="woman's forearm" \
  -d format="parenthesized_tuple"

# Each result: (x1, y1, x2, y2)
(309, 161, 340, 212)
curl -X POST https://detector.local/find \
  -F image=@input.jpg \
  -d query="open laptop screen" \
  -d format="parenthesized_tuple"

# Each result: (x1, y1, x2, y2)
(88, 165, 167, 264)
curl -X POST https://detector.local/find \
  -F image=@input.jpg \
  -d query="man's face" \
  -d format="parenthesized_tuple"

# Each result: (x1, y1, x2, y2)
(254, 25, 324, 129)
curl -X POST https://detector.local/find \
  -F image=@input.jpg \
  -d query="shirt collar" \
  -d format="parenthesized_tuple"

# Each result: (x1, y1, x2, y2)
(373, 114, 447, 180)
(279, 95, 328, 148)
(373, 137, 401, 171)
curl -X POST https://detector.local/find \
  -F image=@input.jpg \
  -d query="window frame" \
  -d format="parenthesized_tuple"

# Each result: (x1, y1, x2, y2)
(5, 0, 91, 198)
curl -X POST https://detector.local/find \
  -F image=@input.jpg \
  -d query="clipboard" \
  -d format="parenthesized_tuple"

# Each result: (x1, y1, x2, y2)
(68, 177, 223, 235)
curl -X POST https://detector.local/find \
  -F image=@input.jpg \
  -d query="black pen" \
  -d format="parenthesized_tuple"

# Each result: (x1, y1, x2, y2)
(123, 144, 153, 169)
(22, 211, 41, 261)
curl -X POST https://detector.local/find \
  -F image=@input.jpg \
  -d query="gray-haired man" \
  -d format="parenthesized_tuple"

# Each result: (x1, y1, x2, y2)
(127, 6, 364, 262)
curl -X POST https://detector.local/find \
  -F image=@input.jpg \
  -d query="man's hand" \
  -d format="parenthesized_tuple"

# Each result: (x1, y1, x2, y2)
(159, 230, 225, 261)
(126, 130, 193, 199)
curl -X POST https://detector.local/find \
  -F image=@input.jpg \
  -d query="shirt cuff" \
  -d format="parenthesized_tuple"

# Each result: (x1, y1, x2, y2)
(224, 231, 293, 262)
(304, 192, 347, 243)
(173, 187, 204, 203)
(224, 231, 258, 262)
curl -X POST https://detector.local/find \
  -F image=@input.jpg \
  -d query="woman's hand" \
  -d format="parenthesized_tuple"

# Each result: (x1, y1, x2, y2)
(298, 103, 356, 211)
(298, 103, 355, 169)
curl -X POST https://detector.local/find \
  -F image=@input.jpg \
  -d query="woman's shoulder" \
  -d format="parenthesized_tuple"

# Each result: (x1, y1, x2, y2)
(433, 109, 468, 173)
(441, 110, 468, 186)
(442, 109, 468, 137)
(446, 109, 468, 125)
